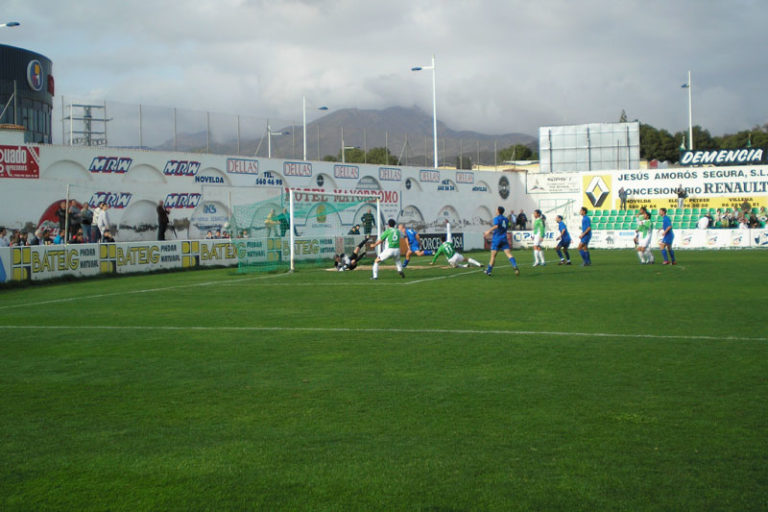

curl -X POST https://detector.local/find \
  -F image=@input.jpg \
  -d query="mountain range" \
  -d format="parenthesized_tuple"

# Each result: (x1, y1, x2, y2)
(162, 106, 537, 166)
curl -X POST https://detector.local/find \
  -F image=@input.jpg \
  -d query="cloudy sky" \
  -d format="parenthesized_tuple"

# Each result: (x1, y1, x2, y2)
(4, 0, 765, 137)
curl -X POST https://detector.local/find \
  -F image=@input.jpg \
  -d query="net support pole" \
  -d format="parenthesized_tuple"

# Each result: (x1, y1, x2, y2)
(64, 184, 70, 245)
(289, 189, 295, 272)
(375, 198, 381, 255)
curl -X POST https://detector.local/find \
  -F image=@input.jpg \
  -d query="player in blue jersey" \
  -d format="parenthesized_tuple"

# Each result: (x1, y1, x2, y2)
(399, 224, 433, 268)
(554, 214, 572, 265)
(578, 206, 592, 266)
(483, 206, 520, 276)
(658, 207, 677, 265)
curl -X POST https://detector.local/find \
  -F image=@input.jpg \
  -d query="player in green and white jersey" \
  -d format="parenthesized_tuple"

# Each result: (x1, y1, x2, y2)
(370, 218, 404, 279)
(532, 209, 546, 267)
(430, 237, 482, 268)
(633, 207, 655, 264)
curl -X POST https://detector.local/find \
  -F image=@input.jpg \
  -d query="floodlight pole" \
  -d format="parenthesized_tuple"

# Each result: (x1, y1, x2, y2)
(412, 54, 438, 168)
(302, 96, 328, 161)
(289, 188, 295, 272)
(687, 70, 693, 150)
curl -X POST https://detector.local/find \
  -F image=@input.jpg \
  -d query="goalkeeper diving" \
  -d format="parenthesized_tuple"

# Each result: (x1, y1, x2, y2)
(334, 236, 371, 271)
(430, 223, 482, 268)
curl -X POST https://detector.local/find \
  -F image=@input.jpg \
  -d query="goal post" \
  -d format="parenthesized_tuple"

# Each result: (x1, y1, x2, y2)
(230, 189, 380, 273)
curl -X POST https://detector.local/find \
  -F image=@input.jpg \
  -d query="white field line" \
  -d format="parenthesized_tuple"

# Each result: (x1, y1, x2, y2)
(0, 266, 481, 311)
(0, 324, 764, 342)
(0, 272, 291, 311)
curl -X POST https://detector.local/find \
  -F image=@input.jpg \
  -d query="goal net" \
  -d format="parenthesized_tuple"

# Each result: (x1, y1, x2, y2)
(229, 189, 380, 273)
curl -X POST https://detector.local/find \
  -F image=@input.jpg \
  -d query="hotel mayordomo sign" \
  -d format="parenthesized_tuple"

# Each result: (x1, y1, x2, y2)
(0, 146, 40, 179)
(680, 147, 765, 166)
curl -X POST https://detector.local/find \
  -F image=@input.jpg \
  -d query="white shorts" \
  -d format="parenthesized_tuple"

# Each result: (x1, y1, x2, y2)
(448, 253, 465, 267)
(378, 246, 400, 262)
(637, 234, 652, 249)
(533, 235, 542, 247)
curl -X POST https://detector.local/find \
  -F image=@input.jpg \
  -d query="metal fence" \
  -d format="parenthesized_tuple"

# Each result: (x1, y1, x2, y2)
(53, 96, 530, 169)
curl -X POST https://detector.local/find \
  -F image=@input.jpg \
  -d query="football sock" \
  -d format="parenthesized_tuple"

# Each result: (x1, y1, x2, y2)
(508, 257, 518, 268)
(563, 249, 570, 261)
(372, 262, 379, 279)
(423, 250, 433, 256)
(556, 249, 563, 260)
(468, 258, 481, 267)
(645, 248, 654, 262)
(637, 250, 645, 263)
(402, 259, 409, 268)
(579, 250, 586, 262)
(661, 248, 668, 261)
(669, 249, 676, 262)
(486, 264, 493, 274)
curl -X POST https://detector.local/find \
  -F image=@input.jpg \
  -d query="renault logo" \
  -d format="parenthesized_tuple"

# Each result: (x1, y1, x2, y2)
(585, 176, 609, 207)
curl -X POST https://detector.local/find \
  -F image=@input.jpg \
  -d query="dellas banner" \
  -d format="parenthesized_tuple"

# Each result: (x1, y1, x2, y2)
(0, 145, 40, 179)
(582, 167, 768, 211)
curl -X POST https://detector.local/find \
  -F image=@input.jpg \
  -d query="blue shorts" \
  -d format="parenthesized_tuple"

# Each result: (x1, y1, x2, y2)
(409, 242, 421, 252)
(580, 235, 591, 247)
(491, 238, 510, 251)
(662, 234, 674, 246)
(556, 240, 571, 249)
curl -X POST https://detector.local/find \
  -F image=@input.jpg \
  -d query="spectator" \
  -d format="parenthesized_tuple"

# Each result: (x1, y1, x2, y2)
(697, 215, 710, 229)
(758, 206, 767, 223)
(157, 200, 170, 241)
(618, 187, 629, 210)
(361, 208, 376, 235)
(0, 227, 9, 247)
(508, 211, 517, 228)
(102, 229, 115, 243)
(92, 202, 103, 242)
(80, 203, 93, 242)
(674, 184, 688, 209)
(97, 202, 111, 241)
(738, 217, 749, 230)
(205, 230, 213, 239)
(516, 209, 528, 230)
(55, 201, 67, 234)
(68, 200, 81, 237)
(748, 213, 760, 229)
(214, 229, 222, 239)
(348, 224, 361, 235)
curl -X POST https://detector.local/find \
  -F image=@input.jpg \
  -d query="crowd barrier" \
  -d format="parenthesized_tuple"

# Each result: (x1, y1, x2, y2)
(1, 229, 766, 283)
(510, 228, 768, 250)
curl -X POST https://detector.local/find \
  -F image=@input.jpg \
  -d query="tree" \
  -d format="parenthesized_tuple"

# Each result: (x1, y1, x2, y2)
(498, 144, 534, 162)
(365, 147, 400, 165)
(456, 156, 473, 170)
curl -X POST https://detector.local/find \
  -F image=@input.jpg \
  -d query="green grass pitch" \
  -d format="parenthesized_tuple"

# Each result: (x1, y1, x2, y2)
(1, 249, 766, 511)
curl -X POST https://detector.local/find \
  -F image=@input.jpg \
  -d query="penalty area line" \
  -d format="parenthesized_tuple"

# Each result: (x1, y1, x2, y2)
(0, 325, 764, 342)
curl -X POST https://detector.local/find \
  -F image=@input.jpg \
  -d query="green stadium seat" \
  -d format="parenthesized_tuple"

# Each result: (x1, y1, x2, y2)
(691, 208, 700, 215)
(626, 209, 636, 216)
(651, 209, 658, 215)
(610, 210, 617, 216)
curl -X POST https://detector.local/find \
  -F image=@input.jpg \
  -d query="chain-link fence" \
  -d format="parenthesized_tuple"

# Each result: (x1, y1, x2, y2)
(53, 96, 532, 169)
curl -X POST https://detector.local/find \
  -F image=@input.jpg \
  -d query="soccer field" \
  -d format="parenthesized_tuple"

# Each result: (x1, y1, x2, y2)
(1, 249, 766, 511)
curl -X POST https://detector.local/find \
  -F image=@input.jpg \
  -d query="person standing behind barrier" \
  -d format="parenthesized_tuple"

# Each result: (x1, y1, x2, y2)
(80, 203, 93, 242)
(618, 187, 628, 210)
(97, 203, 111, 242)
(157, 200, 170, 241)
(361, 208, 376, 236)
(91, 202, 102, 242)
(658, 207, 676, 265)
(675, 184, 687, 209)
